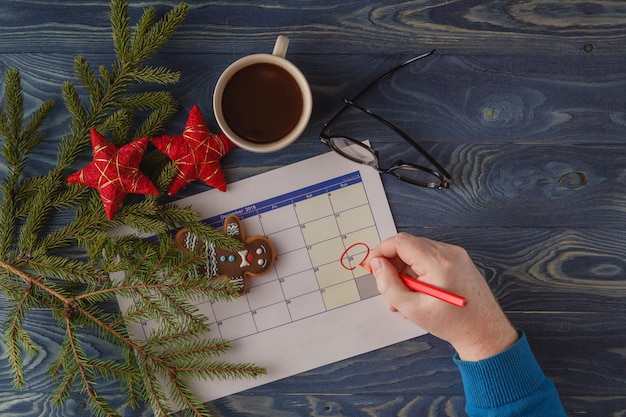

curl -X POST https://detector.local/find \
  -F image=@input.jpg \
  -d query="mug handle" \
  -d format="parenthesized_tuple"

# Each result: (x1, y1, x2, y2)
(272, 35, 290, 58)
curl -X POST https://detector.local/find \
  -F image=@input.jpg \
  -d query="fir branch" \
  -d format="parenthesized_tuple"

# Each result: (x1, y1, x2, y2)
(184, 219, 245, 253)
(129, 2, 190, 64)
(119, 210, 170, 237)
(133, 65, 181, 84)
(37, 190, 107, 254)
(75, 56, 104, 103)
(119, 91, 176, 111)
(63, 313, 120, 417)
(110, 0, 132, 63)
(159, 336, 231, 362)
(98, 108, 134, 142)
(0, 1, 265, 416)
(3, 283, 39, 389)
(132, 3, 157, 43)
(1, 68, 24, 141)
(137, 354, 171, 416)
(16, 172, 65, 254)
(175, 361, 267, 382)
(49, 355, 78, 406)
(0, 192, 18, 260)
(61, 81, 90, 130)
(0, 69, 54, 259)
(27, 254, 101, 285)
(134, 99, 179, 138)
(168, 377, 212, 417)
(54, 2, 186, 174)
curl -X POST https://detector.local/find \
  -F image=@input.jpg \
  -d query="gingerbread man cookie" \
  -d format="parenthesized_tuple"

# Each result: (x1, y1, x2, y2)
(175, 215, 275, 295)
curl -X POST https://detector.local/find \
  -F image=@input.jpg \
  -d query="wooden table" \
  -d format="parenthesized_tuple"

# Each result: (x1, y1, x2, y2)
(1, 1, 624, 416)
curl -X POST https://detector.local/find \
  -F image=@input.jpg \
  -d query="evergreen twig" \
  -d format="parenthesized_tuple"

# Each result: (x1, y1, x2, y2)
(0, 1, 264, 417)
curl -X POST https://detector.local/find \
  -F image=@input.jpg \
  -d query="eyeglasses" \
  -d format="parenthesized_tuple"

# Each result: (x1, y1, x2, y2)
(320, 50, 451, 189)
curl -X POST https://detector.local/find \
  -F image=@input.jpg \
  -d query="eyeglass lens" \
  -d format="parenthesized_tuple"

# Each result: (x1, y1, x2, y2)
(329, 136, 445, 187)
(329, 137, 377, 165)
(389, 165, 443, 187)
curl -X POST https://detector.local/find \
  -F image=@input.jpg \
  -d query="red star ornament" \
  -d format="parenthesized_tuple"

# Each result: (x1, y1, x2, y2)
(67, 129, 159, 220)
(151, 105, 235, 195)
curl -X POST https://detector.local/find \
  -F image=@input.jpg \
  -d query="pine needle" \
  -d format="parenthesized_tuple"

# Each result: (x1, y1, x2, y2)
(0, 1, 265, 416)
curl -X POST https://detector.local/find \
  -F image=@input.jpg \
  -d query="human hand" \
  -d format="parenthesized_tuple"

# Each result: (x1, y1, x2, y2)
(365, 233, 518, 361)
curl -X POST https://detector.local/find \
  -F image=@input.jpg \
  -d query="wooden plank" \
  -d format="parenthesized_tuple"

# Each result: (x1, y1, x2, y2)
(310, 53, 626, 145)
(373, 143, 626, 228)
(3, 52, 625, 230)
(33, 139, 626, 231)
(1, 1, 626, 55)
(205, 312, 626, 416)
(400, 228, 626, 313)
(205, 394, 626, 417)
(213, 313, 626, 397)
(4, 52, 625, 147)
(2, 307, 624, 416)
(204, 394, 470, 417)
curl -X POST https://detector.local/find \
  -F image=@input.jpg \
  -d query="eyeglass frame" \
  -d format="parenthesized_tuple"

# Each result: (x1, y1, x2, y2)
(319, 50, 452, 189)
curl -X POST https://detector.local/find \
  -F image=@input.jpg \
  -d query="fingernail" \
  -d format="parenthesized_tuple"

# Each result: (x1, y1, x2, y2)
(370, 258, 382, 276)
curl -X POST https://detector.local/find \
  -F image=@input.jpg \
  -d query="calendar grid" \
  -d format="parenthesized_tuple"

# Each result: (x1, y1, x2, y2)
(134, 171, 383, 341)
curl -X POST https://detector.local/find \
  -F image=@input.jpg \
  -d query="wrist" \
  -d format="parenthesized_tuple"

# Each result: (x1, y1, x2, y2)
(453, 321, 519, 362)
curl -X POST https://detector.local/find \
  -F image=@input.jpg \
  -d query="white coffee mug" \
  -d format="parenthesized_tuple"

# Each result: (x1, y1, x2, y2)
(213, 36, 312, 153)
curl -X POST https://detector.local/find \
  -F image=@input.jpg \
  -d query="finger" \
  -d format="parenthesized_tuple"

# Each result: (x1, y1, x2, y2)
(370, 257, 415, 311)
(370, 233, 441, 276)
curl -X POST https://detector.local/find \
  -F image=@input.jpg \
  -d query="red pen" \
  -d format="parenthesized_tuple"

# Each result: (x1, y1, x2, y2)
(359, 263, 467, 308)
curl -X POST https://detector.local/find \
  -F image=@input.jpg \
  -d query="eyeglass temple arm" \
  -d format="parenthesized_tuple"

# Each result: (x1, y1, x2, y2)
(321, 50, 436, 137)
(344, 99, 452, 182)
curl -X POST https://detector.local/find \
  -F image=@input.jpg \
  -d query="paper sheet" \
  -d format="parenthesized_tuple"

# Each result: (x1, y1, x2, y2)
(116, 150, 427, 408)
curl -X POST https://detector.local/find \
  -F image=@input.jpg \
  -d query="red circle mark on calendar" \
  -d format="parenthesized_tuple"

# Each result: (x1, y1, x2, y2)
(340, 242, 371, 271)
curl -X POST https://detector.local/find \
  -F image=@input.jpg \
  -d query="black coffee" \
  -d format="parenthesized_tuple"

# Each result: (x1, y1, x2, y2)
(222, 63, 303, 144)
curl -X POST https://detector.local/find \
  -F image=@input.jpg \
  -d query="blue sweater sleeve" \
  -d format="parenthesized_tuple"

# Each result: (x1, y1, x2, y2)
(453, 332, 567, 417)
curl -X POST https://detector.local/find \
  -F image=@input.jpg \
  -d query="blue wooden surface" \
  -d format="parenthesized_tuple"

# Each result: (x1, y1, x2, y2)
(1, 1, 625, 416)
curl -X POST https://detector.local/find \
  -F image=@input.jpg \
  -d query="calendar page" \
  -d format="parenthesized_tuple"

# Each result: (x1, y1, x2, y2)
(116, 150, 427, 407)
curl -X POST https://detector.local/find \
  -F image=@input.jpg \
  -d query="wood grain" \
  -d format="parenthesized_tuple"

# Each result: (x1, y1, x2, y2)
(4, 308, 625, 416)
(1, 0, 625, 416)
(1, 1, 626, 55)
(4, 52, 625, 145)
(204, 313, 626, 416)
